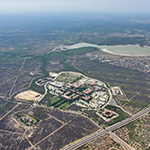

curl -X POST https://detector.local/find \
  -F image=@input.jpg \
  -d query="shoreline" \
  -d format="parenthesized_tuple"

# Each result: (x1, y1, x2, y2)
(54, 42, 150, 57)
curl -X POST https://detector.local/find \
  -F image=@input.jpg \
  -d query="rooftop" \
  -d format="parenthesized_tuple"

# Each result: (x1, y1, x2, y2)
(82, 96, 91, 101)
(83, 88, 93, 94)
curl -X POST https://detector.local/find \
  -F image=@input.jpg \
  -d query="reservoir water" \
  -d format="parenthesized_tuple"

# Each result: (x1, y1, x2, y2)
(58, 43, 150, 56)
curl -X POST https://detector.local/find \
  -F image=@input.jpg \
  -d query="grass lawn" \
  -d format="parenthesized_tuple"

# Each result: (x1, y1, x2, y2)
(53, 99, 66, 107)
(58, 102, 70, 109)
(56, 73, 69, 81)
(51, 97, 61, 105)
(104, 105, 130, 126)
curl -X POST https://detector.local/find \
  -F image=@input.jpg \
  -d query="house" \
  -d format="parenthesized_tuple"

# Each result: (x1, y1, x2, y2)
(89, 99, 98, 108)
(101, 87, 106, 91)
(91, 99, 98, 103)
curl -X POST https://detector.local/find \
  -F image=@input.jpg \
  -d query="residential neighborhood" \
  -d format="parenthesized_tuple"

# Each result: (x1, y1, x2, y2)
(84, 52, 150, 73)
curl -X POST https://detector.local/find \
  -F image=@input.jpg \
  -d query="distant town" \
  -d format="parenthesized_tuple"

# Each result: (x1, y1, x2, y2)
(83, 51, 150, 73)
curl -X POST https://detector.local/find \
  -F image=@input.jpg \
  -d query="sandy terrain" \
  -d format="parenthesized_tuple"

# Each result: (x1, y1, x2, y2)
(15, 90, 43, 102)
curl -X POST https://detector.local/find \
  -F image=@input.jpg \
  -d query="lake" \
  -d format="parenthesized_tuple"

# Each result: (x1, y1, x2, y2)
(58, 43, 150, 56)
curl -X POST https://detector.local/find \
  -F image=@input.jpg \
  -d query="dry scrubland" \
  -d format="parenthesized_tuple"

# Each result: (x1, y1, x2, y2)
(114, 112, 150, 150)
(0, 15, 150, 150)
(73, 57, 150, 114)
(77, 134, 124, 150)
(0, 104, 99, 150)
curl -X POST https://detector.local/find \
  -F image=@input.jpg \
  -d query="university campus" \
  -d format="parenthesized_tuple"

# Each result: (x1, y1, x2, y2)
(14, 71, 122, 127)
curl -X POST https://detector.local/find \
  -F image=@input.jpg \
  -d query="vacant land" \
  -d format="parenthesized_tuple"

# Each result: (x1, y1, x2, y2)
(0, 101, 17, 118)
(67, 104, 83, 111)
(114, 112, 150, 150)
(77, 134, 124, 150)
(74, 58, 150, 114)
(0, 105, 99, 150)
(15, 90, 43, 102)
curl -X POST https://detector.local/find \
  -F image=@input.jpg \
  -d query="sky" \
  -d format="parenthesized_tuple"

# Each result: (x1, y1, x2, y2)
(0, 0, 150, 14)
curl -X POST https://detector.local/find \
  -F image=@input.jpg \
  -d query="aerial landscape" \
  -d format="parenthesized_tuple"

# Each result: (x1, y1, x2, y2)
(0, 0, 150, 150)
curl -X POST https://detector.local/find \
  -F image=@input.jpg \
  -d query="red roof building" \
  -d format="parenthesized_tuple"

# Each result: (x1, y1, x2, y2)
(64, 91, 70, 95)
(73, 95, 79, 99)
(61, 95, 71, 100)
(88, 82, 96, 85)
(103, 111, 113, 118)
(83, 88, 93, 94)
(72, 83, 81, 88)
(77, 92, 83, 95)
(70, 89, 76, 93)
(94, 86, 101, 91)
(82, 96, 91, 101)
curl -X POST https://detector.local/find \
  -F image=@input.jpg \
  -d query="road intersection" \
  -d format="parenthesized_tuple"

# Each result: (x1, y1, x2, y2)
(63, 105, 150, 150)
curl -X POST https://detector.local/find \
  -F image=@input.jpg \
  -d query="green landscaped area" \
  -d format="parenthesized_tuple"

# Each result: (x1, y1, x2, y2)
(39, 93, 62, 107)
(18, 114, 37, 126)
(56, 73, 82, 84)
(24, 114, 37, 124)
(51, 97, 61, 105)
(105, 105, 130, 125)
(35, 70, 110, 115)
(39, 92, 71, 109)
(83, 105, 130, 127)
(58, 102, 70, 109)
(56, 73, 69, 81)
(66, 74, 82, 83)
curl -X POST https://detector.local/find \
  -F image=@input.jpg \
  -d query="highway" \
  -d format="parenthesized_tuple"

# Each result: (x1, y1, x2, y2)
(63, 106, 150, 150)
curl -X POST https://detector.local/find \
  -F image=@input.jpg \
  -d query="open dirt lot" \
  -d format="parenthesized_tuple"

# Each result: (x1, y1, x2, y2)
(15, 90, 43, 102)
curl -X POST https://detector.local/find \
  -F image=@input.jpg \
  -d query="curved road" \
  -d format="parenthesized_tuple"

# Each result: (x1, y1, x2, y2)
(63, 106, 150, 150)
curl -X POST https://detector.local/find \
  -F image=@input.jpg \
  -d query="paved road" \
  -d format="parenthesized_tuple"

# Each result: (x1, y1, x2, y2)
(109, 132, 132, 150)
(37, 82, 48, 103)
(63, 106, 150, 150)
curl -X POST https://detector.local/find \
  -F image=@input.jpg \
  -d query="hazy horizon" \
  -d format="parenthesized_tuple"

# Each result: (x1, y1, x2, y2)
(0, 0, 150, 15)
